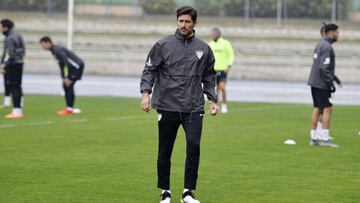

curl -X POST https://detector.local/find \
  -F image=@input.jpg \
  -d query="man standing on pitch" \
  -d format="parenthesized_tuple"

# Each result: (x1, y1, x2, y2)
(39, 36, 84, 116)
(140, 6, 218, 203)
(208, 28, 234, 113)
(307, 23, 341, 147)
(0, 19, 26, 118)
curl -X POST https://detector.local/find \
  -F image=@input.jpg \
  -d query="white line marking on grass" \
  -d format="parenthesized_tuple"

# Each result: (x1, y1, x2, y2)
(0, 124, 15, 128)
(230, 104, 303, 113)
(68, 119, 88, 123)
(103, 115, 149, 121)
(26, 121, 54, 126)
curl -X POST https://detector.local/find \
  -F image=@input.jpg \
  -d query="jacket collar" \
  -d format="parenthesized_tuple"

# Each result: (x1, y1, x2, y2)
(175, 29, 195, 41)
(3, 28, 13, 37)
(325, 36, 337, 44)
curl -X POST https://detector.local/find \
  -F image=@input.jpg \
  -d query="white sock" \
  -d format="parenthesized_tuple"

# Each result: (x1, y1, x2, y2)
(162, 190, 171, 194)
(316, 123, 323, 140)
(4, 96, 11, 106)
(310, 129, 317, 140)
(317, 121, 323, 130)
(66, 107, 73, 111)
(322, 129, 330, 141)
(13, 108, 22, 114)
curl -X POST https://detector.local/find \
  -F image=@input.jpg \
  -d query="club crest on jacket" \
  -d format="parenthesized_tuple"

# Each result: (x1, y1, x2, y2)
(146, 57, 153, 66)
(195, 50, 203, 59)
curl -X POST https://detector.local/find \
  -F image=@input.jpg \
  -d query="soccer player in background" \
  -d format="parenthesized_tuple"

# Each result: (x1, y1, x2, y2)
(208, 28, 234, 113)
(39, 36, 84, 116)
(315, 23, 341, 141)
(0, 18, 26, 118)
(140, 6, 218, 203)
(307, 23, 341, 147)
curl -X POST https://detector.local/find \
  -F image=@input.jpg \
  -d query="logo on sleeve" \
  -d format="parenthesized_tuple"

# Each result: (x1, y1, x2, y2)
(314, 53, 318, 59)
(195, 50, 204, 59)
(324, 57, 330, 65)
(146, 58, 153, 66)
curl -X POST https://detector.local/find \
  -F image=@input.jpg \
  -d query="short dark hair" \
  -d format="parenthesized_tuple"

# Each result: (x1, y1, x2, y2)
(0, 19, 14, 29)
(39, 36, 52, 44)
(324, 23, 338, 33)
(176, 6, 197, 22)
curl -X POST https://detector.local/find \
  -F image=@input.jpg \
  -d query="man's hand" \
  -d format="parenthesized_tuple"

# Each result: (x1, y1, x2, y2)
(338, 81, 343, 88)
(209, 101, 219, 116)
(141, 92, 151, 113)
(63, 78, 72, 87)
(0, 64, 5, 74)
(225, 66, 231, 74)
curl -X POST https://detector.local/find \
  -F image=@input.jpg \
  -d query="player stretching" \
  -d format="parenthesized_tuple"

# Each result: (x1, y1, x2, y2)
(40, 36, 84, 116)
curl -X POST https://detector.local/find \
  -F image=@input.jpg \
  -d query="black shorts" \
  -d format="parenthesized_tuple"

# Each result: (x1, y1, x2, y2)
(311, 87, 332, 109)
(5, 64, 23, 86)
(216, 71, 227, 85)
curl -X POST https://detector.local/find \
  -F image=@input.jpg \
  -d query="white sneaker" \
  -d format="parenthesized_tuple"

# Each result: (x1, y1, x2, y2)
(320, 141, 339, 148)
(221, 104, 228, 113)
(181, 191, 200, 203)
(160, 191, 171, 203)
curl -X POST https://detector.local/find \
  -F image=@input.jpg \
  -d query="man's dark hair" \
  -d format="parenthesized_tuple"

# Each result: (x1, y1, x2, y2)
(176, 6, 197, 22)
(39, 36, 52, 44)
(324, 23, 338, 33)
(0, 19, 14, 29)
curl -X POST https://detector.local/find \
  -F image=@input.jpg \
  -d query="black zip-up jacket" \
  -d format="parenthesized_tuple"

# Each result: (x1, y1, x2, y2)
(1, 29, 25, 68)
(50, 45, 84, 80)
(307, 37, 339, 90)
(140, 30, 217, 113)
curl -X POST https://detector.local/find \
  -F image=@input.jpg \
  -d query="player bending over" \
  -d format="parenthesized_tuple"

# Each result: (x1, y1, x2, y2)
(40, 36, 84, 116)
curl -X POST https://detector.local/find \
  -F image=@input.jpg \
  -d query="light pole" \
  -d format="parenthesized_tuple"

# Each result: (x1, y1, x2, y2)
(67, 0, 74, 50)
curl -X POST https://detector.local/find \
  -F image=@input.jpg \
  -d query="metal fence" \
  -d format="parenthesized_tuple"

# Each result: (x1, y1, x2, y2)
(0, 0, 358, 23)
(1, 0, 359, 83)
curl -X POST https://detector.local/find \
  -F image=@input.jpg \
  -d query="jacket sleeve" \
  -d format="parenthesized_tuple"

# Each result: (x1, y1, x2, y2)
(202, 48, 217, 103)
(319, 47, 334, 88)
(1, 45, 5, 64)
(59, 63, 66, 79)
(225, 40, 235, 67)
(54, 48, 71, 79)
(140, 43, 162, 94)
(4, 38, 16, 66)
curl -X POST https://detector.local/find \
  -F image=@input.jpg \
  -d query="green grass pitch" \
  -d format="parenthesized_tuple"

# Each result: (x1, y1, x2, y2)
(0, 95, 359, 202)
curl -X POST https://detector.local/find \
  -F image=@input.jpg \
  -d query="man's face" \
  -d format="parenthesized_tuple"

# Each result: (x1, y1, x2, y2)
(211, 31, 220, 40)
(328, 30, 339, 41)
(177, 14, 196, 36)
(40, 42, 52, 50)
(0, 26, 8, 34)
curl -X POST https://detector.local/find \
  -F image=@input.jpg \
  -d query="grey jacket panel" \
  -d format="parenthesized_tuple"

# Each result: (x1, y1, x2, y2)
(140, 30, 217, 113)
(51, 45, 84, 80)
(307, 38, 336, 89)
(1, 29, 25, 67)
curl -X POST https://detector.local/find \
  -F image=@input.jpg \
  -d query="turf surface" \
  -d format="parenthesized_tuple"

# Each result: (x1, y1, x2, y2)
(0, 95, 359, 202)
